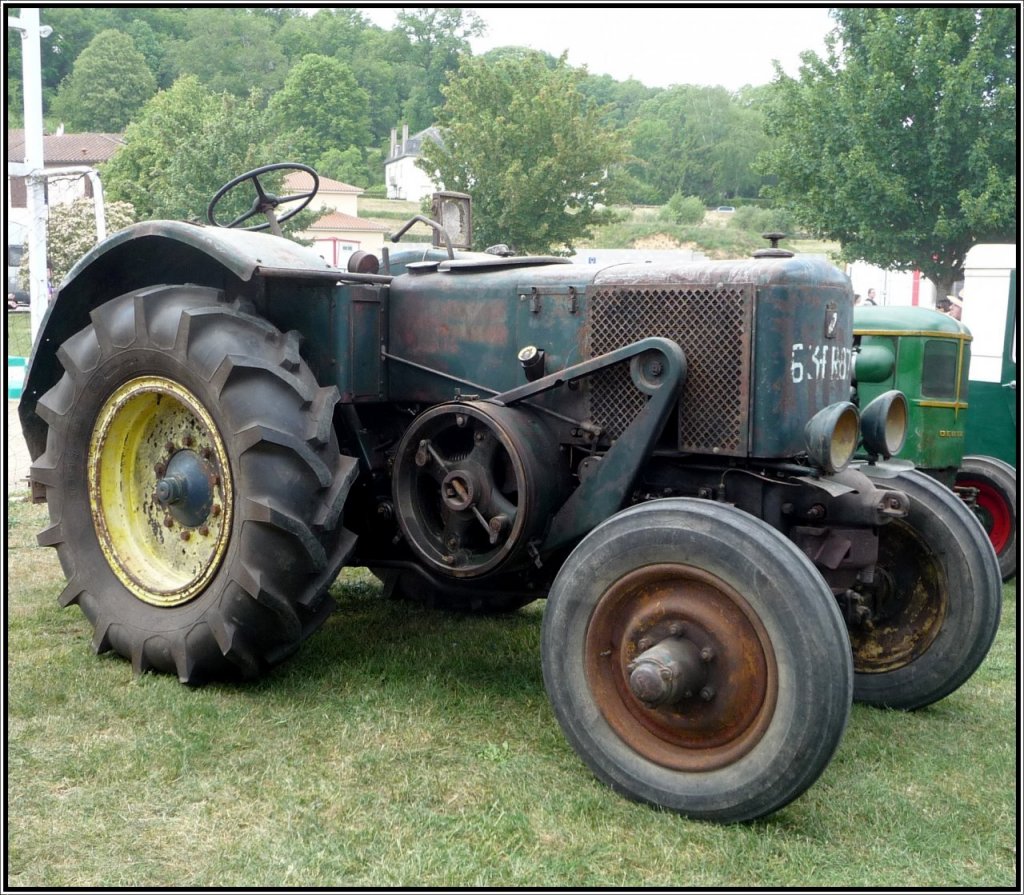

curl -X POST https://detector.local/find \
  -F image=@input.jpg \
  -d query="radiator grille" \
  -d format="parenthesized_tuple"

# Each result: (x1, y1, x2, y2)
(587, 285, 753, 455)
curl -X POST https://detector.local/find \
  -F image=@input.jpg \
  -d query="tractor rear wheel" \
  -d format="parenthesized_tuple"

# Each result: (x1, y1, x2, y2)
(541, 499, 852, 822)
(955, 455, 1017, 581)
(851, 469, 1001, 709)
(31, 285, 357, 683)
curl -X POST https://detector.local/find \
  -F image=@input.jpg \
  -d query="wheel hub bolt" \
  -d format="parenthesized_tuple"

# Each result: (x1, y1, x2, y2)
(180, 530, 191, 541)
(155, 475, 188, 505)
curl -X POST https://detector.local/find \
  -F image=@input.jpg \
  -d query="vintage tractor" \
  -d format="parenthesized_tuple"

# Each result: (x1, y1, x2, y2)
(853, 304, 1017, 580)
(19, 166, 1001, 823)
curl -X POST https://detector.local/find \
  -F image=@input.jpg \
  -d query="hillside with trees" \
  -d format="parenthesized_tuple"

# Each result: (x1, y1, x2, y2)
(7, 7, 1016, 266)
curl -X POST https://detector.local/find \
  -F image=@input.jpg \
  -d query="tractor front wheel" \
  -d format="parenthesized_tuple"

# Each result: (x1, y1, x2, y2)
(851, 469, 1001, 709)
(541, 499, 852, 822)
(31, 286, 357, 683)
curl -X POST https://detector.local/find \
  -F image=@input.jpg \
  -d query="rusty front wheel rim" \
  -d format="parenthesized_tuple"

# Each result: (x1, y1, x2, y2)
(584, 563, 778, 772)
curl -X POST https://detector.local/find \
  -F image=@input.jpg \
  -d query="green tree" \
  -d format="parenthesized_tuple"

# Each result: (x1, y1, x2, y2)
(174, 9, 287, 97)
(627, 85, 770, 204)
(51, 30, 157, 131)
(761, 7, 1017, 297)
(42, 198, 137, 284)
(268, 54, 372, 165)
(102, 76, 283, 222)
(396, 7, 485, 130)
(420, 52, 626, 254)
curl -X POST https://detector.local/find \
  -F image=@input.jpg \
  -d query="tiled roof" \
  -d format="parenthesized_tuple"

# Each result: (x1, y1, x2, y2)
(307, 211, 388, 232)
(7, 129, 125, 164)
(284, 171, 363, 194)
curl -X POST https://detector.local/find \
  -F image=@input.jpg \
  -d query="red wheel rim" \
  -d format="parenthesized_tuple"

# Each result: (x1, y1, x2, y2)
(959, 477, 1013, 554)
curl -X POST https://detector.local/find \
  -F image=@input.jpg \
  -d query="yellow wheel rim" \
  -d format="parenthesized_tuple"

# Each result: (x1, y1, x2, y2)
(89, 376, 233, 607)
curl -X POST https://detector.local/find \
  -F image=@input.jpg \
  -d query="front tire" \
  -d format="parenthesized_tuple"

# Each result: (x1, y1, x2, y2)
(851, 469, 1001, 709)
(31, 286, 358, 683)
(541, 499, 852, 823)
(955, 455, 1017, 581)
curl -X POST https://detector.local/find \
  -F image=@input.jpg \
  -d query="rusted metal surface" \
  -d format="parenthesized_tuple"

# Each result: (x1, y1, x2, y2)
(848, 517, 947, 672)
(391, 401, 566, 577)
(583, 563, 778, 772)
(586, 283, 754, 455)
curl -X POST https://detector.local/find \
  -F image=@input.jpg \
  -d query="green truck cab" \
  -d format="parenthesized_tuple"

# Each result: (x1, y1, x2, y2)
(854, 302, 1017, 580)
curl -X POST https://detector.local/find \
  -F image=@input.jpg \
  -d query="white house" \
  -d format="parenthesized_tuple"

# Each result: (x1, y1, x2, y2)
(284, 171, 388, 266)
(384, 123, 443, 203)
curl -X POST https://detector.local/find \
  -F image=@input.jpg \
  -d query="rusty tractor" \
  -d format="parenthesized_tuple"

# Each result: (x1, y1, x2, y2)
(19, 166, 1001, 822)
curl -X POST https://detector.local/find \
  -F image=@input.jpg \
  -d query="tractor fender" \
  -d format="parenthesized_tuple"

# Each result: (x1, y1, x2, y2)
(19, 220, 339, 459)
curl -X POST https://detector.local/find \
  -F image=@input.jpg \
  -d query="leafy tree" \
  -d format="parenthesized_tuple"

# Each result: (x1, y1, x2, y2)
(761, 7, 1017, 297)
(51, 30, 156, 131)
(102, 76, 284, 222)
(420, 52, 627, 254)
(42, 198, 137, 284)
(316, 146, 383, 189)
(268, 54, 372, 165)
(396, 7, 485, 130)
(174, 9, 287, 97)
(660, 193, 706, 226)
(627, 85, 770, 205)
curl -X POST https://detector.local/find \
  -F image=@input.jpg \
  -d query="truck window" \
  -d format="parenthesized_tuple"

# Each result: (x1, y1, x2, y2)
(921, 339, 959, 398)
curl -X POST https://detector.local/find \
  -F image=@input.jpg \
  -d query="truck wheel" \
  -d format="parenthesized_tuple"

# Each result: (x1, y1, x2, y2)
(371, 567, 539, 614)
(30, 286, 357, 683)
(851, 469, 1001, 709)
(955, 455, 1017, 581)
(541, 499, 852, 822)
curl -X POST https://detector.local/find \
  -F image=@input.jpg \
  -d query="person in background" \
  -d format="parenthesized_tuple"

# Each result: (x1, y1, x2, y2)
(940, 293, 963, 320)
(865, 288, 878, 305)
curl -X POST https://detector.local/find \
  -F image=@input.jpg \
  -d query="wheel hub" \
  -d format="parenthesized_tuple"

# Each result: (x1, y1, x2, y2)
(584, 563, 777, 771)
(156, 449, 216, 528)
(627, 636, 707, 707)
(89, 376, 233, 607)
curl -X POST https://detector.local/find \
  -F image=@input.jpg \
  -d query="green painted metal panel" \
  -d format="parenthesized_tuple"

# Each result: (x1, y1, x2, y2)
(854, 306, 971, 469)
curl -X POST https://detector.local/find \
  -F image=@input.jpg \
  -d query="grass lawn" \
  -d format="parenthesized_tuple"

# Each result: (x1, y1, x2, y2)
(5, 491, 1017, 889)
(6, 309, 33, 358)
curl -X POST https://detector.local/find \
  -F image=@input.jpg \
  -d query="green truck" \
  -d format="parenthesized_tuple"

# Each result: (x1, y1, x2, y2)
(854, 250, 1017, 581)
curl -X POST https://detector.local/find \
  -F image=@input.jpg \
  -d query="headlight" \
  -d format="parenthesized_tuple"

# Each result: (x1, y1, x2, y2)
(804, 402, 860, 473)
(860, 389, 908, 458)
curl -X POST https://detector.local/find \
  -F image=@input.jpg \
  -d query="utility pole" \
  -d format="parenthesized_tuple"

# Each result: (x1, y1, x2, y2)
(7, 8, 52, 344)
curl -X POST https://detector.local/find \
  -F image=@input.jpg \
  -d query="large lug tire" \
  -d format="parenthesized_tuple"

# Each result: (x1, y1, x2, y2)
(851, 469, 1001, 710)
(370, 566, 539, 614)
(31, 285, 357, 684)
(955, 455, 1017, 581)
(541, 499, 852, 823)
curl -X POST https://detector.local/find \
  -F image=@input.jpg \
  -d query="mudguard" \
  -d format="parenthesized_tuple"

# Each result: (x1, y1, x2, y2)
(19, 220, 339, 459)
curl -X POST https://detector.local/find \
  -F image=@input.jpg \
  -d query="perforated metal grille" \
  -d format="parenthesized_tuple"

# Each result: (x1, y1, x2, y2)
(587, 285, 753, 455)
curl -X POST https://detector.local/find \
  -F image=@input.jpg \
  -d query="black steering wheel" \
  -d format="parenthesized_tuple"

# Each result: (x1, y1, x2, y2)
(207, 163, 319, 235)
